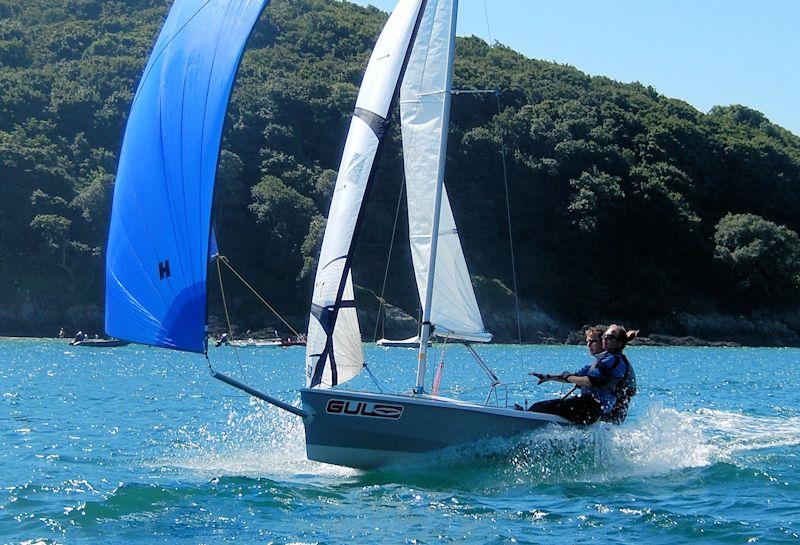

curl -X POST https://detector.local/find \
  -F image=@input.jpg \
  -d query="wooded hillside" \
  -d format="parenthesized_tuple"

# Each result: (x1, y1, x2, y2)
(2, 0, 799, 344)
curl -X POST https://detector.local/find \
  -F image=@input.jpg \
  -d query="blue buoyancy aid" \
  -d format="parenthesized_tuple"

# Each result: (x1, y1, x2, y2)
(575, 351, 631, 414)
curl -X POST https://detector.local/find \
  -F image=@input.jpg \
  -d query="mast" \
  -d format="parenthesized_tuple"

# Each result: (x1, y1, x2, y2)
(415, 0, 459, 393)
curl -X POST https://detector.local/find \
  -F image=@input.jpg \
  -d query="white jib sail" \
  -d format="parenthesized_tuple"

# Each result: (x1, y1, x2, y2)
(400, 0, 491, 343)
(306, 0, 426, 388)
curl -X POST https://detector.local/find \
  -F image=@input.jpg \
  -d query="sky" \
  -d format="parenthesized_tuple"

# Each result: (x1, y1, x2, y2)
(350, 0, 800, 136)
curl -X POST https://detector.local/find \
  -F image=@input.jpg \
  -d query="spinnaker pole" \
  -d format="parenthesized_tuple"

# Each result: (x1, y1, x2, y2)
(211, 370, 308, 418)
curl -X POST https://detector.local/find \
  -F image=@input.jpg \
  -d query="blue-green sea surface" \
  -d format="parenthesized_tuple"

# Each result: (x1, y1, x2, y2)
(1, 338, 799, 544)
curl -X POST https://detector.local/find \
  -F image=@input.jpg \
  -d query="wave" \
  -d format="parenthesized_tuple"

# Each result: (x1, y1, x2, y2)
(12, 403, 791, 530)
(153, 398, 357, 481)
(65, 476, 316, 526)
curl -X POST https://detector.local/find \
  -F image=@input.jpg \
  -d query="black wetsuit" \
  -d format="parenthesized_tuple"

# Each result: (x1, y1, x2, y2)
(528, 394, 603, 425)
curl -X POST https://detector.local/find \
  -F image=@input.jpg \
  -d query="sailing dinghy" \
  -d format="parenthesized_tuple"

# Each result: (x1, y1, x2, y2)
(105, 0, 569, 471)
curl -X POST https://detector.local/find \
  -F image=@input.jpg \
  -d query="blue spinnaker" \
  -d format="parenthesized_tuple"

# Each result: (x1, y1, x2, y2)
(105, 0, 269, 352)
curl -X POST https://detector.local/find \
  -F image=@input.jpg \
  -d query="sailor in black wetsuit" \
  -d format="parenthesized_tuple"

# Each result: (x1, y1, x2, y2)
(527, 324, 637, 425)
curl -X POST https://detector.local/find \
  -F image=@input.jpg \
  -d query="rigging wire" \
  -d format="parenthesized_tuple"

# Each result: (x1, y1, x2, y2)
(450, 87, 524, 344)
(478, 0, 522, 344)
(482, 0, 494, 45)
(496, 90, 522, 343)
(373, 177, 407, 342)
(215, 256, 248, 383)
(217, 255, 301, 338)
(436, 375, 578, 400)
(364, 364, 385, 393)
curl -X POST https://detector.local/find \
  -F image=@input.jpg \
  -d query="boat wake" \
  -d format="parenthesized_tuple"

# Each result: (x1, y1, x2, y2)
(354, 404, 800, 488)
(153, 402, 798, 488)
(690, 406, 800, 458)
(355, 404, 712, 487)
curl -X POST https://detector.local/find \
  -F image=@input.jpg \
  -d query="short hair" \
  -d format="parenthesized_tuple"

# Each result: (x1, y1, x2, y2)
(584, 326, 603, 340)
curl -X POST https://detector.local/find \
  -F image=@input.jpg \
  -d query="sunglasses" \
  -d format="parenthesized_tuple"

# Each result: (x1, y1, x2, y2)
(602, 333, 620, 340)
(586, 339, 600, 344)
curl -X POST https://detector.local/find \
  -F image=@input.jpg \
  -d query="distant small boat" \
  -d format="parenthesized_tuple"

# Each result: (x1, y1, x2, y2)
(227, 330, 306, 348)
(69, 339, 130, 348)
(376, 335, 429, 348)
(229, 338, 283, 348)
(281, 336, 306, 347)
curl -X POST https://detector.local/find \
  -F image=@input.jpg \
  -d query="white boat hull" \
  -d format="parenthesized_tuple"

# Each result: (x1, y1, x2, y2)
(230, 339, 283, 347)
(300, 388, 569, 469)
(376, 335, 427, 348)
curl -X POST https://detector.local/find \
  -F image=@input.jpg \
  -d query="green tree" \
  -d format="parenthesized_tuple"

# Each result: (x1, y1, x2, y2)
(567, 168, 624, 233)
(714, 213, 800, 306)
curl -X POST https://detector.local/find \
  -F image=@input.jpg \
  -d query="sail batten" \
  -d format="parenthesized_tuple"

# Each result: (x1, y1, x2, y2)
(105, 0, 271, 352)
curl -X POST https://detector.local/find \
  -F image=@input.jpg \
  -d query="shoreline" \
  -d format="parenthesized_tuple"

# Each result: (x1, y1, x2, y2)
(4, 334, 799, 348)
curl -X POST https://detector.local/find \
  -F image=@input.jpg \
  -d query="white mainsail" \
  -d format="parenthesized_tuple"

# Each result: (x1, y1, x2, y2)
(400, 0, 491, 343)
(306, 0, 426, 388)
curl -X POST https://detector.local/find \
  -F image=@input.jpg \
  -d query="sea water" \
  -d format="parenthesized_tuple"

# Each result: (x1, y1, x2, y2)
(1, 338, 798, 544)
